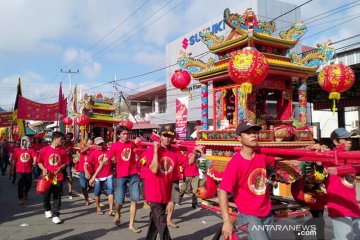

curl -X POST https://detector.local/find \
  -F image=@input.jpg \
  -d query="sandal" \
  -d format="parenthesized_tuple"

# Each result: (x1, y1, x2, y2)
(96, 210, 104, 215)
(108, 210, 116, 216)
(128, 227, 141, 233)
(167, 222, 179, 228)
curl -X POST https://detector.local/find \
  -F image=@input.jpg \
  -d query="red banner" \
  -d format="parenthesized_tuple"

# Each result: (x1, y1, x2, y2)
(0, 112, 16, 127)
(175, 96, 188, 140)
(17, 96, 67, 121)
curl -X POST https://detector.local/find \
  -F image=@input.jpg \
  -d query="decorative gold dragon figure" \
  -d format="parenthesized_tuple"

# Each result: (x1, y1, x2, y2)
(199, 28, 224, 47)
(224, 8, 275, 35)
(257, 20, 276, 35)
(291, 40, 335, 67)
(177, 50, 215, 73)
(279, 20, 307, 41)
(223, 8, 245, 29)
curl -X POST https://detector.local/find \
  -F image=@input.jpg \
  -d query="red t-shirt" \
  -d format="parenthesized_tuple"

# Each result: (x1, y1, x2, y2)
(144, 146, 187, 204)
(37, 146, 70, 181)
(291, 178, 326, 211)
(77, 146, 96, 173)
(183, 152, 199, 177)
(87, 149, 112, 178)
(64, 142, 74, 162)
(137, 151, 149, 179)
(220, 152, 275, 217)
(32, 143, 45, 153)
(325, 144, 360, 218)
(13, 148, 37, 173)
(326, 174, 360, 217)
(107, 141, 137, 178)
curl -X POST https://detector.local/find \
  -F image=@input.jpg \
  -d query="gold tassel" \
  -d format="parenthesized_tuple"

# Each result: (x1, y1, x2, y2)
(240, 83, 253, 109)
(329, 92, 340, 113)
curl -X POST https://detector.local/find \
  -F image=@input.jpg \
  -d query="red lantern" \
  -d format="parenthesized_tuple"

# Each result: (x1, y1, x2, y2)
(171, 69, 191, 91)
(119, 119, 133, 130)
(318, 63, 355, 112)
(75, 115, 89, 129)
(228, 47, 269, 94)
(62, 116, 73, 126)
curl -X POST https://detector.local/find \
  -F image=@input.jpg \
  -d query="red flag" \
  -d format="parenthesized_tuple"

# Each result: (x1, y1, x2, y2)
(17, 95, 67, 121)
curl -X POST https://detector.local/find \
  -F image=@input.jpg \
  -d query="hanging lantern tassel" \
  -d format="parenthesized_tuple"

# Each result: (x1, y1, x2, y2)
(240, 82, 253, 108)
(329, 92, 340, 113)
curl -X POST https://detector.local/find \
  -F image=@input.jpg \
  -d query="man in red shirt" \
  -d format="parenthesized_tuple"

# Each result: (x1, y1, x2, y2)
(144, 124, 202, 240)
(219, 122, 275, 240)
(327, 128, 360, 240)
(63, 132, 75, 199)
(11, 136, 37, 205)
(178, 150, 201, 209)
(88, 137, 114, 216)
(32, 137, 45, 181)
(78, 138, 95, 206)
(106, 126, 141, 232)
(37, 131, 69, 224)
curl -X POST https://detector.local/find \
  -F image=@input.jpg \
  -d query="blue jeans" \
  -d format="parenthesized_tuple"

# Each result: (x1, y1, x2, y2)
(94, 176, 113, 197)
(235, 212, 273, 240)
(332, 217, 360, 240)
(115, 174, 140, 205)
(78, 172, 88, 190)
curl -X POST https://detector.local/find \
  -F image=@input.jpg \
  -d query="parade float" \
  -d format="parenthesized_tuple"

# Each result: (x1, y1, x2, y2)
(76, 93, 129, 142)
(174, 7, 359, 218)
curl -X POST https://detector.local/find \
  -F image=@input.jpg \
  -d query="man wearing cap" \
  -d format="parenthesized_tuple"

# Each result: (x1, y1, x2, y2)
(106, 125, 142, 232)
(219, 122, 276, 240)
(88, 137, 114, 216)
(144, 124, 203, 240)
(327, 128, 360, 240)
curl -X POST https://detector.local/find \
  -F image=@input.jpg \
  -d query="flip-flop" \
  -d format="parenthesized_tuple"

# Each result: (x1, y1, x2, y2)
(167, 222, 179, 228)
(128, 227, 141, 233)
(108, 210, 116, 216)
(96, 210, 104, 215)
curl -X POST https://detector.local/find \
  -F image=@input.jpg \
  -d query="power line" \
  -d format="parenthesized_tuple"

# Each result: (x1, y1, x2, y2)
(40, 1, 152, 99)
(271, 0, 313, 22)
(72, 0, 179, 69)
(274, 0, 360, 33)
(63, 1, 150, 70)
(302, 14, 360, 40)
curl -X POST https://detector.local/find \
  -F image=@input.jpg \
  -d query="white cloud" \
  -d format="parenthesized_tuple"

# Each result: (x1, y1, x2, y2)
(133, 50, 165, 68)
(63, 48, 102, 79)
(0, 72, 58, 110)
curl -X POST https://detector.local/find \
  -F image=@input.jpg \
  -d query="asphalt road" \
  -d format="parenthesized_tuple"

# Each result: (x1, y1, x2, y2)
(0, 172, 343, 240)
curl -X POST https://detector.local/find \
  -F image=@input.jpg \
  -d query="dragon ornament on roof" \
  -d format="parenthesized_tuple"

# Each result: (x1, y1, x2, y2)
(177, 50, 215, 74)
(291, 40, 335, 67)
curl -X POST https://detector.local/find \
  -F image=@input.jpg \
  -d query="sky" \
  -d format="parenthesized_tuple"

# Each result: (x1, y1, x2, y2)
(0, 0, 360, 111)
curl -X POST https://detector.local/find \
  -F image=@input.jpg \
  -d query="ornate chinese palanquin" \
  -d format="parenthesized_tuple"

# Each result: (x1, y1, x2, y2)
(177, 8, 335, 183)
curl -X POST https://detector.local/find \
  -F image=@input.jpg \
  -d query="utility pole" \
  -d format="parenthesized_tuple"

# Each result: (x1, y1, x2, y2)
(114, 85, 139, 123)
(61, 69, 79, 111)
